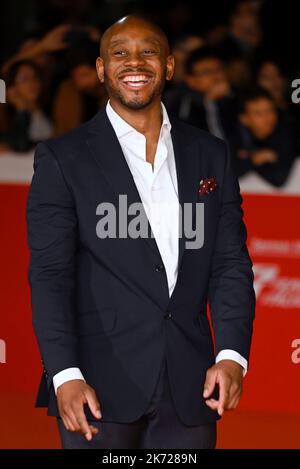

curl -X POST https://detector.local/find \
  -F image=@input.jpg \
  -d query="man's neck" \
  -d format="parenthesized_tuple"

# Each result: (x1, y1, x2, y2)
(109, 98, 163, 136)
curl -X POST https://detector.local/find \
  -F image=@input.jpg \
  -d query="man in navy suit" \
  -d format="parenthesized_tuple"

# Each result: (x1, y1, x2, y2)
(26, 15, 255, 449)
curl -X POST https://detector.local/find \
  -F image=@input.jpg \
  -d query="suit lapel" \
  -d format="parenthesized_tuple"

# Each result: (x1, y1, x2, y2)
(86, 108, 163, 261)
(170, 118, 201, 270)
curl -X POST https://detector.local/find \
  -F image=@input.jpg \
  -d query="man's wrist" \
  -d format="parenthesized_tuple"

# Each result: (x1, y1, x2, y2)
(215, 349, 248, 377)
(53, 367, 86, 394)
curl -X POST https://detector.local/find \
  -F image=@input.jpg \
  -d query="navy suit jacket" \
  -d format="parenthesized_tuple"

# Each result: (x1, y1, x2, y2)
(26, 106, 256, 425)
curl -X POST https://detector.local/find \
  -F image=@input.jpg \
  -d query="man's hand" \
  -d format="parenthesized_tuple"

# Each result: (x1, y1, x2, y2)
(57, 380, 102, 440)
(39, 24, 71, 53)
(206, 80, 231, 100)
(250, 149, 278, 166)
(203, 360, 243, 416)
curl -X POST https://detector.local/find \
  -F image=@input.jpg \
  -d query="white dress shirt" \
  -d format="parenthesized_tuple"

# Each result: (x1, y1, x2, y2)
(52, 100, 247, 393)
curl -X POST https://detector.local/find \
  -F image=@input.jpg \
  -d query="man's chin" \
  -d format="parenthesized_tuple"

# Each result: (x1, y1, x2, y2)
(116, 91, 157, 110)
(124, 101, 151, 110)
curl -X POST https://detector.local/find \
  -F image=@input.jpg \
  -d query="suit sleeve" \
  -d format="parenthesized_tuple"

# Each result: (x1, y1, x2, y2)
(26, 141, 79, 390)
(208, 141, 256, 364)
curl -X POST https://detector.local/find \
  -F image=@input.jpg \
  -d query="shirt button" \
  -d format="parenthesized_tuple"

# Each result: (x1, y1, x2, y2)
(164, 311, 172, 319)
(155, 264, 164, 272)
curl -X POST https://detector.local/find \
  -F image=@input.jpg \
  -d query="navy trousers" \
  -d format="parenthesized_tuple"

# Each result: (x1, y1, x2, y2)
(56, 358, 217, 449)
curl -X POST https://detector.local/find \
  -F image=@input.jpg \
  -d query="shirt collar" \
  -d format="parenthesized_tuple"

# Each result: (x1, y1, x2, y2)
(106, 99, 172, 139)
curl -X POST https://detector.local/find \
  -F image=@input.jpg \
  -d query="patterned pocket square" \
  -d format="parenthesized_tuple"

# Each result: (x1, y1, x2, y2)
(198, 177, 218, 195)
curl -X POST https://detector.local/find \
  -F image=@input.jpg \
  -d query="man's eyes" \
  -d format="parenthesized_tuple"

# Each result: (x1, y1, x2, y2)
(112, 49, 157, 56)
(113, 50, 126, 56)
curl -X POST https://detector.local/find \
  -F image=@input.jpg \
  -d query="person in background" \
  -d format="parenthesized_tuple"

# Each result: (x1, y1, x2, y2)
(0, 60, 53, 153)
(164, 46, 238, 149)
(52, 39, 107, 136)
(1, 24, 102, 75)
(214, 0, 264, 90)
(218, 0, 263, 57)
(256, 59, 289, 111)
(1, 25, 71, 76)
(233, 87, 297, 187)
(169, 34, 204, 85)
(1, 25, 72, 116)
(1, 24, 102, 119)
(255, 59, 300, 152)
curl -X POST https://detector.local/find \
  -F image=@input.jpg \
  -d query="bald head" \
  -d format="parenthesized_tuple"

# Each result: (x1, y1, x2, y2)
(100, 15, 170, 58)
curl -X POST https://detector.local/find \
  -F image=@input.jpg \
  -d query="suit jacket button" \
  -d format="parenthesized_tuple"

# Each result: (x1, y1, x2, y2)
(164, 311, 172, 319)
(155, 264, 164, 272)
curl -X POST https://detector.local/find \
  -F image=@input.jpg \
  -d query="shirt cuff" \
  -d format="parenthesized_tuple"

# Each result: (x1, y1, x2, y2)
(215, 349, 248, 377)
(53, 367, 86, 394)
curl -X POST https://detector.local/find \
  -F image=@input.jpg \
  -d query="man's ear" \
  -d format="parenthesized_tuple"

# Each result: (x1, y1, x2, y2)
(166, 55, 175, 81)
(96, 57, 104, 83)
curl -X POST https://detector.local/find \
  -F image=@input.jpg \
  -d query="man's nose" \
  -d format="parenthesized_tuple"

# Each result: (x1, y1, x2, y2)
(124, 51, 146, 67)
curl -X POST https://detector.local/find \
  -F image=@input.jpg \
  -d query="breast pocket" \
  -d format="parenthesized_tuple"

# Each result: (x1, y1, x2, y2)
(77, 308, 117, 337)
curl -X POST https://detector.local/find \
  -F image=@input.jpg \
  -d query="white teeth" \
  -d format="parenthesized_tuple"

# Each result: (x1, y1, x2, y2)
(125, 82, 146, 87)
(122, 75, 149, 82)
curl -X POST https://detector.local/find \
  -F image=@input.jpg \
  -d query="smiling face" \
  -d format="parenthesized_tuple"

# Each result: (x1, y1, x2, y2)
(96, 17, 174, 110)
(186, 57, 227, 95)
(240, 97, 278, 139)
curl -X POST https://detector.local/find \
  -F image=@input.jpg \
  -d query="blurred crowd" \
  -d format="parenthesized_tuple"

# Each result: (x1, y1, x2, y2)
(0, 0, 299, 187)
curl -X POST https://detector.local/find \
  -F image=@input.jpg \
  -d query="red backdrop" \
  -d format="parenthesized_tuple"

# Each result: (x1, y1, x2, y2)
(1, 185, 300, 447)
